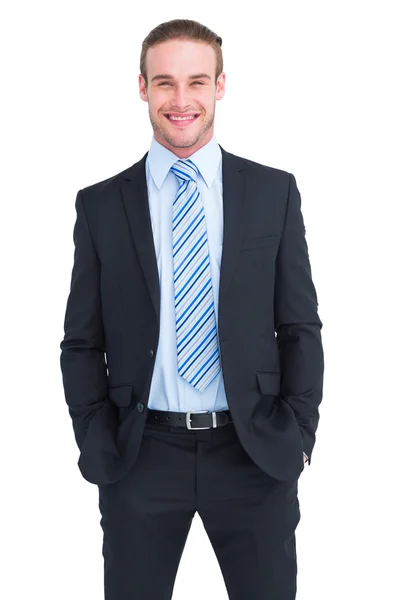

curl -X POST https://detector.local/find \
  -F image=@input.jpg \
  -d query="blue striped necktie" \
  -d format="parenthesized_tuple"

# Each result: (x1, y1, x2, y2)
(170, 158, 221, 392)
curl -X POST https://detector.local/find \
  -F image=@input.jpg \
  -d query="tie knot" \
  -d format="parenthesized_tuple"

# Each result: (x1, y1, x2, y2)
(170, 158, 199, 182)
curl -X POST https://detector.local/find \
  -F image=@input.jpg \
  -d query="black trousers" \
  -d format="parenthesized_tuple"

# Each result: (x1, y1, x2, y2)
(98, 415, 301, 599)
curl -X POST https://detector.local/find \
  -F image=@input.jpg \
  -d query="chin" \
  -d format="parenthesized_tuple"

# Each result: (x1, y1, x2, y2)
(167, 136, 200, 149)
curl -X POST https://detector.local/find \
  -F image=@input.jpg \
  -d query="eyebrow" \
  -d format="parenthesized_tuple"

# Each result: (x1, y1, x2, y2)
(151, 73, 212, 82)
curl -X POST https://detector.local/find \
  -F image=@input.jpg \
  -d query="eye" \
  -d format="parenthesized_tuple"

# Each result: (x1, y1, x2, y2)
(192, 81, 204, 85)
(159, 82, 171, 86)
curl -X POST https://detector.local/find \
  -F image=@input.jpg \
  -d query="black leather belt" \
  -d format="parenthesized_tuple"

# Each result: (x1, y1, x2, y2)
(146, 409, 232, 430)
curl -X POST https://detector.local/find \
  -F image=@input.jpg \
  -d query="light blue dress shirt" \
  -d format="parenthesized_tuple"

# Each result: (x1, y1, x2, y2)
(145, 134, 229, 413)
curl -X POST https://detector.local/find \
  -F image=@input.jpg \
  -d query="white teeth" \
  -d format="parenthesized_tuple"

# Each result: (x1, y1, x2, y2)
(168, 115, 196, 121)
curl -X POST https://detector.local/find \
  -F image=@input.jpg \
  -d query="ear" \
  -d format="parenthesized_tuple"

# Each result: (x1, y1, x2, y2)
(139, 74, 148, 102)
(216, 72, 226, 101)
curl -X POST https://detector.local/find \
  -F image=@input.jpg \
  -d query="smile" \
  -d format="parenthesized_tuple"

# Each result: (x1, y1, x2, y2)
(164, 114, 200, 127)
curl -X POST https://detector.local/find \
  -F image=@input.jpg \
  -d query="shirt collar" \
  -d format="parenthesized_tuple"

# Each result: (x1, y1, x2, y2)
(147, 134, 222, 190)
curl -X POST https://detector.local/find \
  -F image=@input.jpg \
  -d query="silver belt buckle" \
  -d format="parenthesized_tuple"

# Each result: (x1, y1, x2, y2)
(186, 410, 217, 430)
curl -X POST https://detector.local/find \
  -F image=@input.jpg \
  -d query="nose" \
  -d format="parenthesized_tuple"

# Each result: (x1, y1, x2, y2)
(172, 84, 191, 109)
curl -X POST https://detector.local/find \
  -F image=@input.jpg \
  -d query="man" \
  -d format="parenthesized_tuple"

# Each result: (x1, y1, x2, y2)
(60, 18, 324, 600)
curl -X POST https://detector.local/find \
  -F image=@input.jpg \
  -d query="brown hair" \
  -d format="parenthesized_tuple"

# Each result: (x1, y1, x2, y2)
(140, 19, 223, 87)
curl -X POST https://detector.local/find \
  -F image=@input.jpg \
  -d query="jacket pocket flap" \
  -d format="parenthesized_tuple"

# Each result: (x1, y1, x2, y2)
(256, 371, 281, 396)
(108, 384, 134, 407)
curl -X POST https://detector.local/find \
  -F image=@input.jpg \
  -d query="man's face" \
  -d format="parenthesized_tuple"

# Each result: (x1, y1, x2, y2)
(139, 39, 225, 158)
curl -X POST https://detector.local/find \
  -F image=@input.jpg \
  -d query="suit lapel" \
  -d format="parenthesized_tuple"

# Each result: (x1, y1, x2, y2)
(120, 144, 246, 327)
(218, 146, 246, 310)
(120, 153, 160, 325)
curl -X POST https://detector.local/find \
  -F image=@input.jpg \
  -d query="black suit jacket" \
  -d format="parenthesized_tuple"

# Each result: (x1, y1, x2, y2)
(60, 145, 324, 485)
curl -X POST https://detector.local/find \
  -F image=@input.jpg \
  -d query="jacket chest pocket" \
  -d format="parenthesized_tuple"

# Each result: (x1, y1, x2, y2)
(240, 234, 279, 251)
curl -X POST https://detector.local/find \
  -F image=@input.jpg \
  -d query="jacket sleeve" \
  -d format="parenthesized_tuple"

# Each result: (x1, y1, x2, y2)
(274, 173, 324, 465)
(60, 189, 111, 451)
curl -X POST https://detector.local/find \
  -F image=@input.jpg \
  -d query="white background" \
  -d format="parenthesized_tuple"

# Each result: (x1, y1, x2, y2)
(1, 1, 399, 598)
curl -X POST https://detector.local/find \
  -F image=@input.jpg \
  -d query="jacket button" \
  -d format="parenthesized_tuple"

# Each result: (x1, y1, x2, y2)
(149, 349, 154, 357)
(136, 402, 144, 412)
